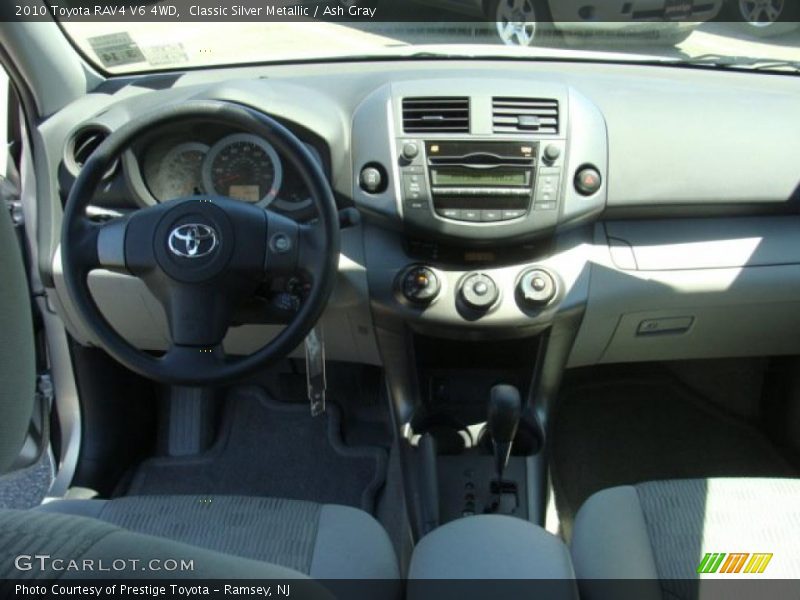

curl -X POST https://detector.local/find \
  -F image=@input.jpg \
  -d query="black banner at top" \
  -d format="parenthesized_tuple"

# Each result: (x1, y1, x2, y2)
(1, 0, 729, 23)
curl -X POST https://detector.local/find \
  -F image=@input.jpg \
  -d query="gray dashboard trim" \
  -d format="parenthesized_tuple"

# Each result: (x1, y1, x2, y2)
(569, 218, 800, 366)
(605, 216, 800, 270)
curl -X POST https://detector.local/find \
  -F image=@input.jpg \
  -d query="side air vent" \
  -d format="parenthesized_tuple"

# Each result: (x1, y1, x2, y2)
(65, 126, 117, 178)
(402, 97, 470, 133)
(492, 97, 559, 134)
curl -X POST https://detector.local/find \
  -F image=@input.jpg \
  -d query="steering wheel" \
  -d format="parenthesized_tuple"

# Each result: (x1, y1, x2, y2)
(60, 101, 340, 384)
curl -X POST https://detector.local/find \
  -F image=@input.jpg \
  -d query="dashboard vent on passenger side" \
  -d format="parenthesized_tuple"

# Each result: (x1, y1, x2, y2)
(402, 97, 470, 133)
(492, 97, 559, 134)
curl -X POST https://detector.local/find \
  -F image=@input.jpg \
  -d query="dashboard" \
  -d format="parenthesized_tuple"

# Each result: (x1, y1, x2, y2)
(37, 59, 800, 367)
(73, 120, 328, 222)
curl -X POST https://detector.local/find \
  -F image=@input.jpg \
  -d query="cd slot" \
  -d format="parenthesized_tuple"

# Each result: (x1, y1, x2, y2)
(428, 155, 534, 166)
(430, 165, 533, 188)
(432, 187, 530, 196)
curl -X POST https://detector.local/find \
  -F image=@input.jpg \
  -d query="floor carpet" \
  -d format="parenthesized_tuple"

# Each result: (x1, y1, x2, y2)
(127, 386, 387, 513)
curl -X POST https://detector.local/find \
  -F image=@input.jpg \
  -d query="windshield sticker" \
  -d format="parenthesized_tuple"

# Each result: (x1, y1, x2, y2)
(143, 44, 189, 67)
(87, 32, 146, 68)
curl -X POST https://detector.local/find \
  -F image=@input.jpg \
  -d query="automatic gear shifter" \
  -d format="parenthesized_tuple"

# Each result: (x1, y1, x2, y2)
(488, 384, 522, 484)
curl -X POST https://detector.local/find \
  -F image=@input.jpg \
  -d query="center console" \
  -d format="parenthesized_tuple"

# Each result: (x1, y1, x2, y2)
(352, 78, 604, 333)
(350, 78, 606, 549)
(408, 514, 577, 591)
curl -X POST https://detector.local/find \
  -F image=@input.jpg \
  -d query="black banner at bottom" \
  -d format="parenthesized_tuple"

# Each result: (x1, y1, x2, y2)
(4, 579, 800, 600)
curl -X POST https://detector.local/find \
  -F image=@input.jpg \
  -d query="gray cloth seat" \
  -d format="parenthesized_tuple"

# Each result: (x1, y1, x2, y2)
(36, 495, 400, 580)
(570, 478, 800, 599)
(1, 508, 329, 587)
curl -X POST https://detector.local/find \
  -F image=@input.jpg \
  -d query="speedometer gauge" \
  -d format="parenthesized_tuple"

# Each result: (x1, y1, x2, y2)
(146, 142, 209, 201)
(202, 133, 283, 206)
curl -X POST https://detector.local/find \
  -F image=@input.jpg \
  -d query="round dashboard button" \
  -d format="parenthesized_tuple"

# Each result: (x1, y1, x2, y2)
(402, 142, 420, 160)
(359, 166, 384, 194)
(575, 167, 602, 196)
(270, 233, 292, 254)
(544, 144, 561, 162)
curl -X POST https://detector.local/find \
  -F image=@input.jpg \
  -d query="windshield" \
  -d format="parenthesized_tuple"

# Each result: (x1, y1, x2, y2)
(47, 1, 800, 74)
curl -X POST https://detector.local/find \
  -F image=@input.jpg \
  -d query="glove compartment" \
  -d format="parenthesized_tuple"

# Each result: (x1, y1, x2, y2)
(569, 217, 800, 366)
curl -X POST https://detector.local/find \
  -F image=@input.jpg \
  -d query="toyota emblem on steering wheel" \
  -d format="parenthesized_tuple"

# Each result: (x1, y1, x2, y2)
(168, 223, 219, 258)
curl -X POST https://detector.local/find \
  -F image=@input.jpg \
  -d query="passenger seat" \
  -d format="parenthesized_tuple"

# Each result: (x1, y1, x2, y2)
(570, 478, 800, 598)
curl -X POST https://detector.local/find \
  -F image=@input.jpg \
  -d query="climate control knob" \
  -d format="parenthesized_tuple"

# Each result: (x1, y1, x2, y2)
(518, 269, 556, 307)
(401, 266, 440, 305)
(460, 273, 499, 311)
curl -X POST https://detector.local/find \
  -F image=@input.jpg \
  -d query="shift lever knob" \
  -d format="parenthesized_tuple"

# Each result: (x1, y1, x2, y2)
(488, 384, 521, 482)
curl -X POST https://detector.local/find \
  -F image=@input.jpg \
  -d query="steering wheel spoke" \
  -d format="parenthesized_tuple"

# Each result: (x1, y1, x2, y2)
(159, 283, 233, 348)
(297, 221, 329, 278)
(69, 215, 131, 274)
(95, 215, 132, 273)
(160, 342, 227, 373)
(263, 209, 301, 276)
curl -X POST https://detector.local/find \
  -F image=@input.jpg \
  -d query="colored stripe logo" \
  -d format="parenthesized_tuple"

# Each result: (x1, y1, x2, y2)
(697, 553, 773, 574)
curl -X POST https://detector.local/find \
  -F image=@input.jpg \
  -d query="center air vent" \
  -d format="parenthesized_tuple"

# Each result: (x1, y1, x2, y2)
(492, 97, 559, 134)
(65, 126, 117, 179)
(402, 97, 470, 134)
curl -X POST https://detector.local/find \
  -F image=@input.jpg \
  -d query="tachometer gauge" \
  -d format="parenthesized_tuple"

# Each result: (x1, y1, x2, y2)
(147, 142, 209, 201)
(202, 133, 283, 206)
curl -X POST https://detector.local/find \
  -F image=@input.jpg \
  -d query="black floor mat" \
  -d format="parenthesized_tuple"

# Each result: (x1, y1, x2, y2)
(126, 386, 387, 513)
(551, 375, 798, 539)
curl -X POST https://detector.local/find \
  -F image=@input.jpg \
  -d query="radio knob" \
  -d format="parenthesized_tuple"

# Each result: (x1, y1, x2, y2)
(518, 269, 556, 307)
(401, 142, 420, 160)
(544, 144, 561, 163)
(460, 273, 499, 311)
(401, 266, 440, 305)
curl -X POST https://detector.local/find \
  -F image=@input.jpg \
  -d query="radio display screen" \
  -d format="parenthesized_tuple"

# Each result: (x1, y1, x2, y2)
(432, 168, 528, 187)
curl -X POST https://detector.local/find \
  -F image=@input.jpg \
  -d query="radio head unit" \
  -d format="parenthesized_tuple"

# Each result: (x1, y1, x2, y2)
(425, 141, 537, 222)
(398, 138, 562, 230)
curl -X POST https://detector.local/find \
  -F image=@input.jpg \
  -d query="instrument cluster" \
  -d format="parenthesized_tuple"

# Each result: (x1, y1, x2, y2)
(129, 124, 324, 218)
